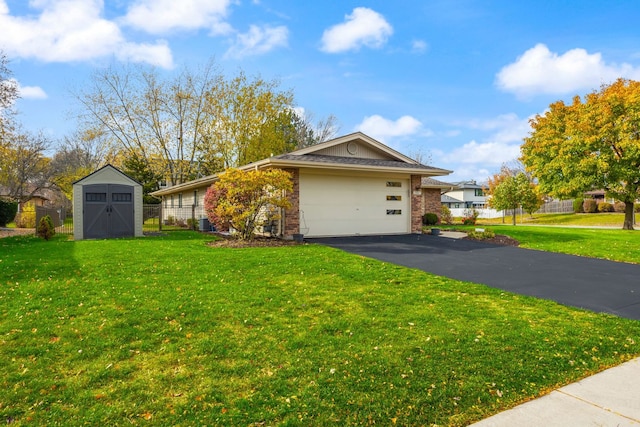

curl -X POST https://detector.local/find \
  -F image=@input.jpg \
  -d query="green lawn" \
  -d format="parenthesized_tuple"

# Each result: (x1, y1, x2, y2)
(477, 212, 630, 227)
(457, 225, 640, 264)
(1, 232, 639, 426)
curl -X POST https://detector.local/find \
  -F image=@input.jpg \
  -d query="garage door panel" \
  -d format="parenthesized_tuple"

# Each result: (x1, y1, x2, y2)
(299, 173, 409, 237)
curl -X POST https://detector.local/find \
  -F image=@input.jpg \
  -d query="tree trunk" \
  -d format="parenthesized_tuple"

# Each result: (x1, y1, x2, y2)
(623, 201, 635, 230)
(512, 210, 517, 226)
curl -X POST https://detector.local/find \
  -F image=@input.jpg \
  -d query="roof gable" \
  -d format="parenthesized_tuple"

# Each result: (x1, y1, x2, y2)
(289, 132, 418, 164)
(73, 164, 141, 186)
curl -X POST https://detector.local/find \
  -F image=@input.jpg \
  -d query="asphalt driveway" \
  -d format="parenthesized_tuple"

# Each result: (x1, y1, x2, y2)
(310, 234, 640, 320)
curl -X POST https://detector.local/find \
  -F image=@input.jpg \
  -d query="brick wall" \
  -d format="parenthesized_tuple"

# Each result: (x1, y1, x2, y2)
(422, 187, 442, 221)
(410, 175, 423, 233)
(283, 168, 300, 237)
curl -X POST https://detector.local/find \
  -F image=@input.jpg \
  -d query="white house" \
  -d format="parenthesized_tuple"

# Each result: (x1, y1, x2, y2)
(441, 180, 488, 209)
(151, 132, 452, 238)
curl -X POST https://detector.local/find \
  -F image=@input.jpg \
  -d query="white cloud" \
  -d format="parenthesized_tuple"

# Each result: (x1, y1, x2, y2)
(224, 25, 288, 59)
(14, 80, 47, 99)
(355, 115, 423, 142)
(320, 7, 393, 53)
(445, 165, 493, 183)
(122, 0, 233, 35)
(0, 0, 173, 68)
(411, 39, 428, 54)
(443, 140, 521, 166)
(496, 43, 640, 98)
(463, 113, 532, 143)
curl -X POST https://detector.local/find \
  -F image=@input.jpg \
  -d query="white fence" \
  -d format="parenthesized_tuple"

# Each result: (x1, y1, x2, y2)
(450, 208, 502, 219)
(449, 200, 575, 219)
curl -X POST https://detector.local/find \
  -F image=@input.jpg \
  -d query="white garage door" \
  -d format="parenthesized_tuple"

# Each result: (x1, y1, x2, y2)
(299, 172, 410, 237)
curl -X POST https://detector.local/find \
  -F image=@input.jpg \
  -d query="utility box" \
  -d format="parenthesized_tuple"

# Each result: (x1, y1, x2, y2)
(199, 217, 210, 232)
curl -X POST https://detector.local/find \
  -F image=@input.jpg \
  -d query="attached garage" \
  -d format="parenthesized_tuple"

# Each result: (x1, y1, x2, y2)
(299, 171, 410, 237)
(73, 165, 143, 240)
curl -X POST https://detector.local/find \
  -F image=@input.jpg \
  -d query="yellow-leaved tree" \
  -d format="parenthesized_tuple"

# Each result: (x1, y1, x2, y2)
(204, 168, 292, 240)
(522, 78, 640, 230)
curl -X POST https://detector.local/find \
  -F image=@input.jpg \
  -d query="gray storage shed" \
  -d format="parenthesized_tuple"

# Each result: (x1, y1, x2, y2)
(73, 165, 143, 240)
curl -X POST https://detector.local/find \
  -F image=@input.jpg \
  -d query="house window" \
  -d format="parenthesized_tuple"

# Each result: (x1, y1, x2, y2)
(164, 197, 168, 208)
(386, 181, 402, 188)
(170, 195, 174, 208)
(475, 189, 484, 197)
(386, 195, 402, 201)
(454, 203, 460, 208)
(386, 209, 402, 215)
(178, 193, 183, 208)
(193, 190, 198, 207)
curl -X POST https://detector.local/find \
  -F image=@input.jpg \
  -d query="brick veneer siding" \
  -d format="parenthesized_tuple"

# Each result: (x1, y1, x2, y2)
(283, 168, 300, 237)
(410, 175, 423, 233)
(422, 187, 442, 222)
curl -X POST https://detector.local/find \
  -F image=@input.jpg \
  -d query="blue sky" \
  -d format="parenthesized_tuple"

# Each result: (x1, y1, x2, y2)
(3, 0, 640, 182)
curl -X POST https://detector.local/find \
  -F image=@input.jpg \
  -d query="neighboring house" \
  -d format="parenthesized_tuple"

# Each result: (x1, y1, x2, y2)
(151, 132, 452, 238)
(441, 180, 488, 209)
(0, 185, 50, 213)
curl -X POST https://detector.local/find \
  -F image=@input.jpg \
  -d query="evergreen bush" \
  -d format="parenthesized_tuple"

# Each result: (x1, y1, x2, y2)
(0, 199, 18, 227)
(37, 215, 55, 240)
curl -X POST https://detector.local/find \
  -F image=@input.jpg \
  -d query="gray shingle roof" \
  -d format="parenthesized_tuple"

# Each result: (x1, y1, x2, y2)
(421, 177, 456, 188)
(273, 153, 447, 172)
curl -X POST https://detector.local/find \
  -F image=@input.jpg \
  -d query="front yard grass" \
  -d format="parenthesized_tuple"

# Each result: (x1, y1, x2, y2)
(467, 225, 640, 264)
(1, 232, 639, 426)
(476, 212, 629, 227)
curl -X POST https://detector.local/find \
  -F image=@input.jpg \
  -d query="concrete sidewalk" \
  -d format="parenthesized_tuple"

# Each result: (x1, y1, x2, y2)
(470, 357, 640, 426)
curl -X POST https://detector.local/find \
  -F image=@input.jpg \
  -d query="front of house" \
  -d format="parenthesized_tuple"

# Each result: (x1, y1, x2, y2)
(151, 132, 452, 238)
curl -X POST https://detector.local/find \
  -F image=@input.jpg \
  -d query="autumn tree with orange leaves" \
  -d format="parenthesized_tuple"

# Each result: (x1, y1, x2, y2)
(522, 78, 640, 230)
(204, 168, 292, 240)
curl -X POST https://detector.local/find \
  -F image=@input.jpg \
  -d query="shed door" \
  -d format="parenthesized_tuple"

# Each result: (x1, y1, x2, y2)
(83, 184, 134, 239)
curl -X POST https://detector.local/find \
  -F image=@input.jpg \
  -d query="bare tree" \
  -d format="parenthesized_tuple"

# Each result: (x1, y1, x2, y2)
(72, 62, 220, 186)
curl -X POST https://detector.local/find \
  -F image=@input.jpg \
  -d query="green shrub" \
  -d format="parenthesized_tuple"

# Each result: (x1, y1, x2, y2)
(614, 202, 626, 213)
(186, 218, 197, 230)
(422, 212, 439, 226)
(37, 215, 55, 240)
(0, 199, 18, 227)
(597, 202, 613, 213)
(466, 229, 496, 240)
(440, 205, 453, 225)
(573, 197, 584, 213)
(583, 199, 597, 213)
